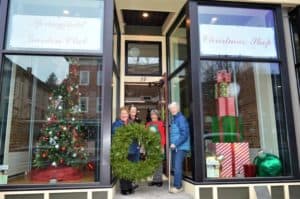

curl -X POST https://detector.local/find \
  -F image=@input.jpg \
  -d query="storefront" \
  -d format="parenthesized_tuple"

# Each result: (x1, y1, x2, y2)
(0, 0, 300, 199)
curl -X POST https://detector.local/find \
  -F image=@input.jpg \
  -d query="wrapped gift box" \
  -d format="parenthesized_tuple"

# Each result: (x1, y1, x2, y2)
(226, 97, 236, 116)
(0, 174, 8, 184)
(215, 83, 229, 99)
(216, 70, 232, 83)
(216, 97, 236, 117)
(211, 116, 243, 143)
(206, 156, 221, 178)
(215, 142, 250, 178)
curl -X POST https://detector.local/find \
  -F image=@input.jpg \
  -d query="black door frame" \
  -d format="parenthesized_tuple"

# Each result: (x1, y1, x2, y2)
(0, 0, 114, 191)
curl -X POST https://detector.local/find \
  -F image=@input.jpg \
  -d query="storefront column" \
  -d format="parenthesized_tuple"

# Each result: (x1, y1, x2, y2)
(282, 7, 300, 176)
(100, 0, 114, 185)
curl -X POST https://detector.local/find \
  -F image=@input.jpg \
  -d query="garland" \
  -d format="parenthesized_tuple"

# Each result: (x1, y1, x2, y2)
(111, 123, 162, 181)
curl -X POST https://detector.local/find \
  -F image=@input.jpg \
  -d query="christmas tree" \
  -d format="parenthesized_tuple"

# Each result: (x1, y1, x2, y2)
(33, 63, 88, 169)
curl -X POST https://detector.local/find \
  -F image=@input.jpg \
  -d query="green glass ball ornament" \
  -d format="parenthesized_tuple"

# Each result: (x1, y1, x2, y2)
(254, 151, 282, 177)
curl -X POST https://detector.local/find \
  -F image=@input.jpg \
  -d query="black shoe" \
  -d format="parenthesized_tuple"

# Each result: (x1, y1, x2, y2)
(155, 182, 163, 187)
(148, 182, 156, 186)
(121, 190, 129, 195)
(148, 181, 163, 187)
(128, 189, 134, 194)
(132, 183, 139, 190)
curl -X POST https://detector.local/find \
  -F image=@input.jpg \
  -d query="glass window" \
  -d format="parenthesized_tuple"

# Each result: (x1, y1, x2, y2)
(126, 41, 162, 76)
(0, 55, 102, 184)
(96, 97, 101, 113)
(6, 0, 104, 53)
(97, 71, 102, 86)
(198, 6, 277, 58)
(201, 61, 292, 179)
(291, 14, 300, 64)
(79, 97, 89, 112)
(169, 19, 187, 74)
(170, 68, 192, 177)
(80, 71, 90, 85)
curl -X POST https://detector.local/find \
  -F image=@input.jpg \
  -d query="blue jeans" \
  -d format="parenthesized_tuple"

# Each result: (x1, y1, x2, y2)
(172, 150, 187, 189)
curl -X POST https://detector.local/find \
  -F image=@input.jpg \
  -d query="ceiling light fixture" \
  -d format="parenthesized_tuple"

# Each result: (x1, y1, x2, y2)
(142, 12, 149, 18)
(211, 17, 218, 24)
(63, 10, 70, 15)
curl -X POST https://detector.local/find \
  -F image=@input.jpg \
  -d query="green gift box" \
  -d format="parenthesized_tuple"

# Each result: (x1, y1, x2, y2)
(211, 116, 244, 143)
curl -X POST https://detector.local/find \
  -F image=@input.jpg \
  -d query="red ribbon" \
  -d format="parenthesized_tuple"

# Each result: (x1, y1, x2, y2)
(231, 143, 236, 177)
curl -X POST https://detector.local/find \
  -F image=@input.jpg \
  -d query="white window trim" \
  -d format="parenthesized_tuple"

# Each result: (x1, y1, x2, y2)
(97, 70, 102, 86)
(79, 71, 90, 86)
(79, 97, 89, 113)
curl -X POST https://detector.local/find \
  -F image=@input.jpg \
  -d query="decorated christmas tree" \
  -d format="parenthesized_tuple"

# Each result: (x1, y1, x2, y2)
(33, 63, 88, 170)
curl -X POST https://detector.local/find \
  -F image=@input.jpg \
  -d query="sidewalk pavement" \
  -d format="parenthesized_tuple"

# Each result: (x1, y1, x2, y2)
(115, 182, 193, 199)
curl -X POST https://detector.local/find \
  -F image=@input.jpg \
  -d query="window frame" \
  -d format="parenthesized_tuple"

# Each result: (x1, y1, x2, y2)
(0, 0, 114, 190)
(79, 71, 90, 86)
(125, 40, 162, 76)
(187, 0, 300, 184)
(97, 70, 102, 86)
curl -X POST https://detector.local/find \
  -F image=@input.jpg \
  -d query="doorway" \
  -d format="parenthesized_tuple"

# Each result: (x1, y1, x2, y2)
(113, 0, 192, 197)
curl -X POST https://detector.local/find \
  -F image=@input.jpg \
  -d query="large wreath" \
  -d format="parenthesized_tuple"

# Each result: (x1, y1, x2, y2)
(111, 123, 162, 181)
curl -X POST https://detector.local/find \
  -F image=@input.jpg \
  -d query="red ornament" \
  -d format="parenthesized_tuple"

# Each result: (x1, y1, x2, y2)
(87, 161, 95, 171)
(59, 159, 65, 165)
(56, 132, 61, 137)
(42, 152, 48, 158)
(61, 146, 66, 152)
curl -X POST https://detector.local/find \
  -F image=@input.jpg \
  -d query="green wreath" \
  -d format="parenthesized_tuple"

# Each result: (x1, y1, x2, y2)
(111, 123, 162, 181)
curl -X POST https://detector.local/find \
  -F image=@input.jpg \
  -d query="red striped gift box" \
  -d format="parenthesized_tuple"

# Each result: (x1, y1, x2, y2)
(215, 142, 250, 178)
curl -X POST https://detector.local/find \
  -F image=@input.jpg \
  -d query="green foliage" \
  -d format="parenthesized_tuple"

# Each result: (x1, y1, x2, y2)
(111, 123, 162, 181)
(33, 65, 88, 169)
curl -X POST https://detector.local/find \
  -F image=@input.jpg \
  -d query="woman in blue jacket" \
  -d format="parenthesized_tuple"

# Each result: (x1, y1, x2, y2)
(112, 107, 140, 195)
(168, 102, 191, 194)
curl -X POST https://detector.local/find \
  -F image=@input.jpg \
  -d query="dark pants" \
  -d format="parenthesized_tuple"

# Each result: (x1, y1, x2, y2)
(119, 153, 139, 191)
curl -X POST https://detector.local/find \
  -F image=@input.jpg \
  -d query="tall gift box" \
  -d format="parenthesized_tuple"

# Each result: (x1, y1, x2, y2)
(211, 116, 243, 143)
(216, 97, 236, 117)
(226, 97, 236, 116)
(215, 142, 250, 178)
(217, 97, 227, 117)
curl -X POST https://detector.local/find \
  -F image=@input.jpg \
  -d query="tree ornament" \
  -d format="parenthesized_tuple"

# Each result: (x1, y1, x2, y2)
(58, 106, 62, 110)
(72, 153, 77, 158)
(55, 144, 60, 149)
(54, 136, 58, 140)
(42, 152, 48, 158)
(111, 124, 162, 181)
(59, 159, 65, 165)
(58, 95, 62, 100)
(51, 161, 57, 167)
(48, 131, 53, 135)
(61, 146, 66, 152)
(254, 151, 282, 177)
(49, 138, 56, 145)
(87, 161, 95, 171)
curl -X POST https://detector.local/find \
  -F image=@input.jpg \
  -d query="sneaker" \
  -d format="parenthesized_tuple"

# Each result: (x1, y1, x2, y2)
(170, 187, 184, 193)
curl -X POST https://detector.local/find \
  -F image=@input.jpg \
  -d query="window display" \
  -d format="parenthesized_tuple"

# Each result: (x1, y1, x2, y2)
(201, 61, 291, 179)
(198, 5, 292, 180)
(0, 55, 102, 184)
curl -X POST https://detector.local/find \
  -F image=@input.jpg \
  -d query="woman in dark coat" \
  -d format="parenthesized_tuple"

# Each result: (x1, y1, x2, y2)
(112, 107, 140, 195)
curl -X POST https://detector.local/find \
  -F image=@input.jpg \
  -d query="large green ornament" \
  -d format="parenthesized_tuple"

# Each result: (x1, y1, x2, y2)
(254, 152, 282, 177)
(111, 123, 162, 181)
